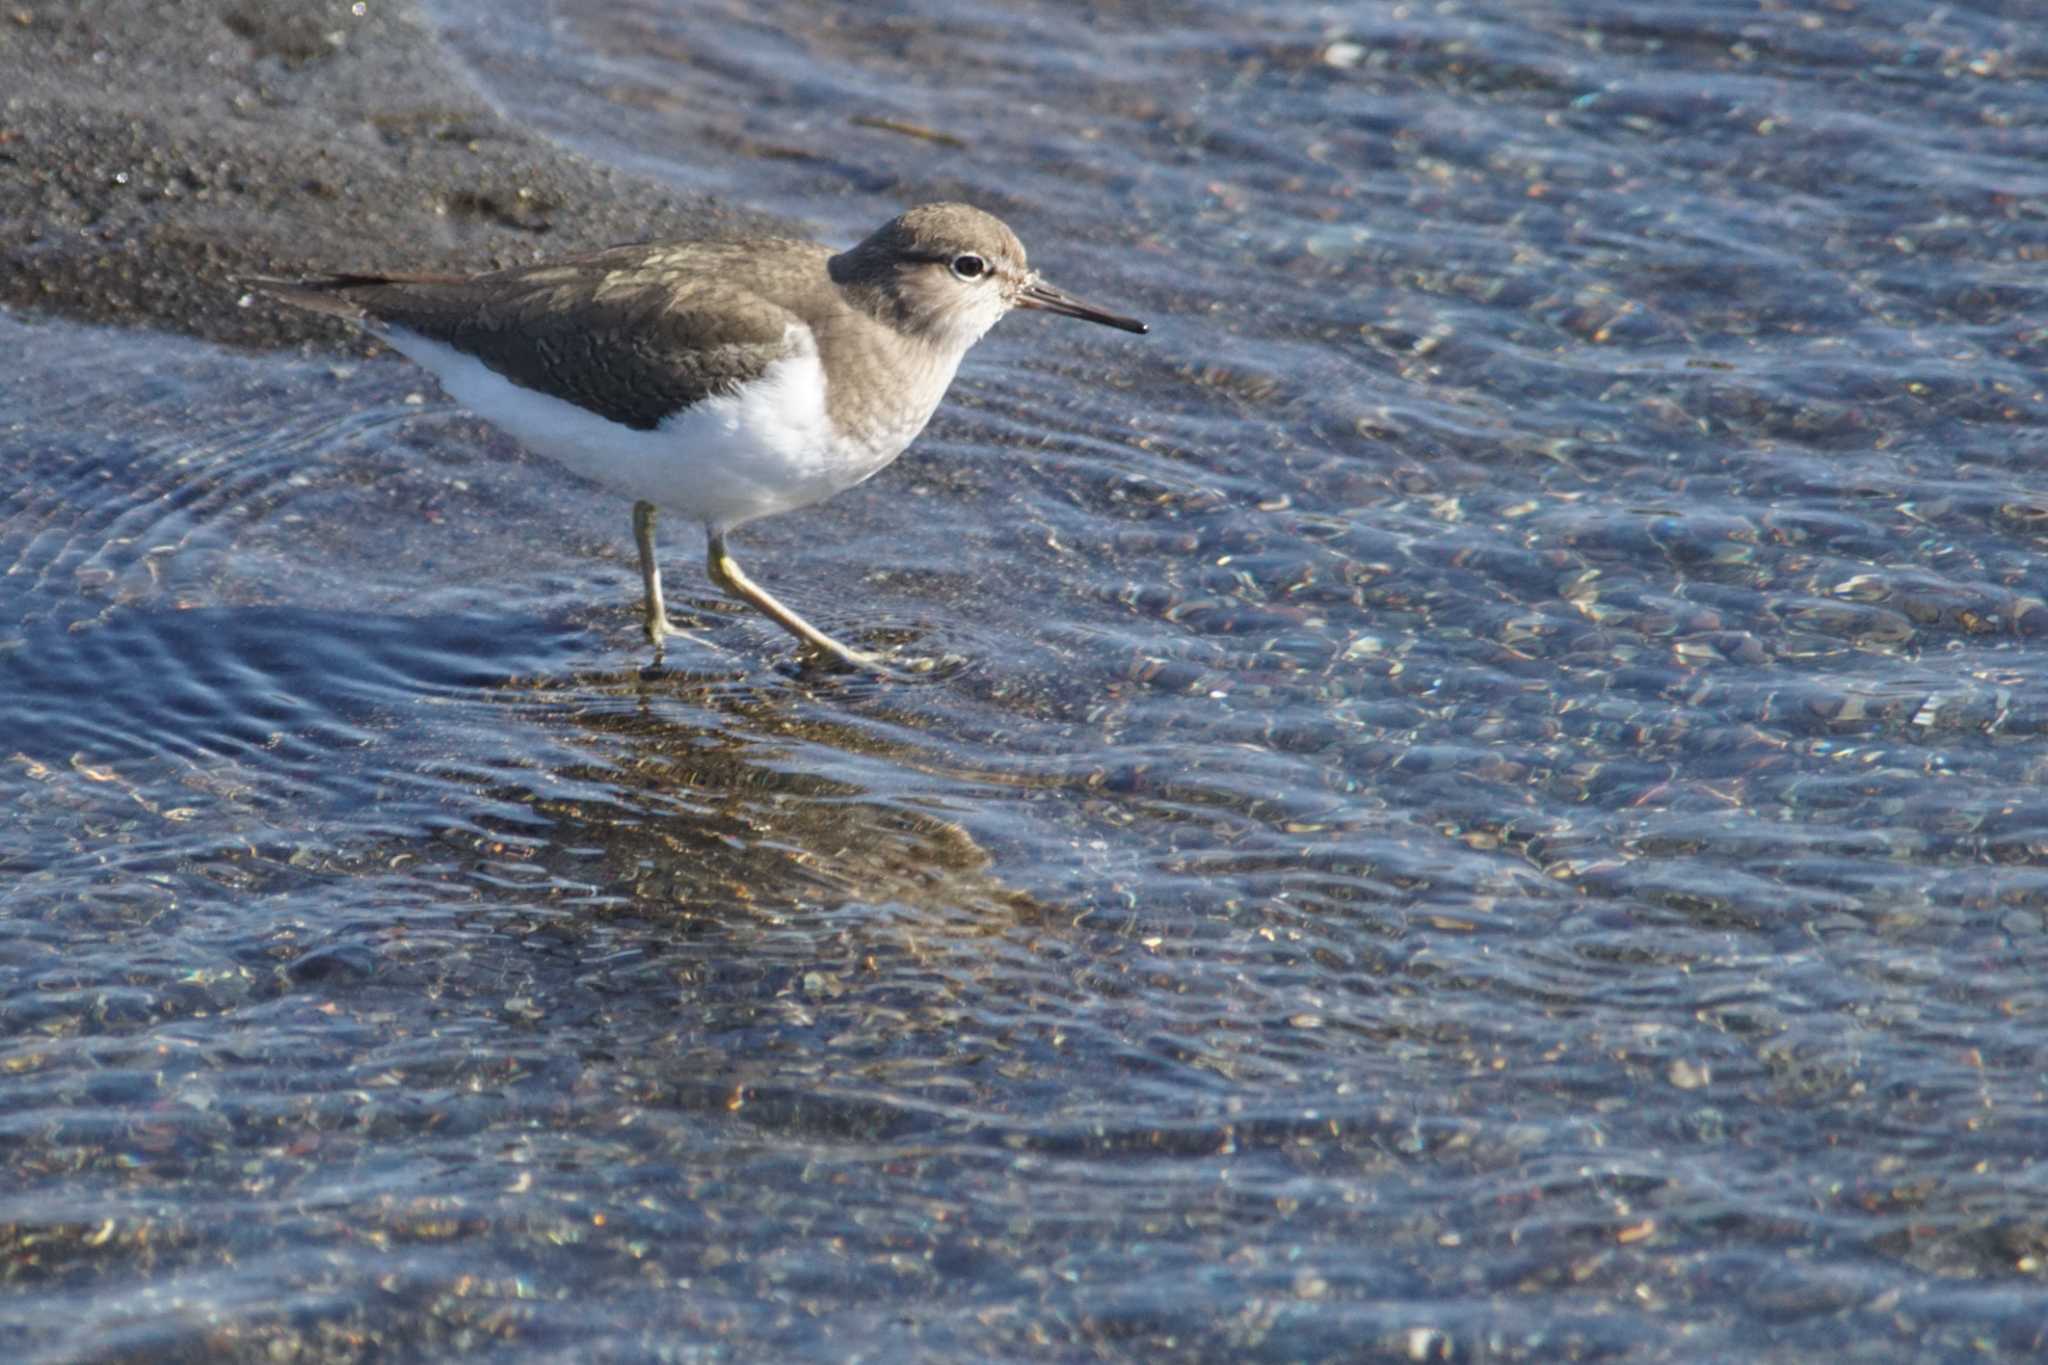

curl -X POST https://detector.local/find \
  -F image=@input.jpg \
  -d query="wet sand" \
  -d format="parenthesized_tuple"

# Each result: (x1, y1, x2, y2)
(0, 0, 778, 350)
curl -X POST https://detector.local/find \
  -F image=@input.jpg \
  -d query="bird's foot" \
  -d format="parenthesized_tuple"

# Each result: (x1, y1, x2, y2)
(643, 610, 727, 662)
(789, 640, 966, 681)
(791, 639, 892, 675)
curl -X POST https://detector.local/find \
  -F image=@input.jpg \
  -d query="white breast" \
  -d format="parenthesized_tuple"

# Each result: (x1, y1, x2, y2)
(382, 324, 912, 532)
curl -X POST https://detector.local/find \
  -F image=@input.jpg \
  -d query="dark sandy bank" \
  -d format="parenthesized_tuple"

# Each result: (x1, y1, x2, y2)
(0, 0, 775, 349)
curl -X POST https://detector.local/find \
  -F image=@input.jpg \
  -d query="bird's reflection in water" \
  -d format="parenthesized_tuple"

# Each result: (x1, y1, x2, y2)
(476, 659, 1051, 937)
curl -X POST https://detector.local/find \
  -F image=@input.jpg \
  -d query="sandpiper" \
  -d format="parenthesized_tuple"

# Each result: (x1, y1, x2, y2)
(252, 203, 1147, 669)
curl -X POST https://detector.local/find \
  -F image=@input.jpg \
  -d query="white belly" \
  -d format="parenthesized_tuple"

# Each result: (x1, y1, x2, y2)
(384, 326, 913, 531)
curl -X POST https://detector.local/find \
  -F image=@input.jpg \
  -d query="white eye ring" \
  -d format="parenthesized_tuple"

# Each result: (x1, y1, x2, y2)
(950, 253, 988, 280)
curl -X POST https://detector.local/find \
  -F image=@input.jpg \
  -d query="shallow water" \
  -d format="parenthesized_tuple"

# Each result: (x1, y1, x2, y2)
(7, 1, 2048, 1359)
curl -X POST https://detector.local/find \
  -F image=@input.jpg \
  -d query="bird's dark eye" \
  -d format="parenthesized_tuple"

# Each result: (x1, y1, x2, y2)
(950, 253, 988, 280)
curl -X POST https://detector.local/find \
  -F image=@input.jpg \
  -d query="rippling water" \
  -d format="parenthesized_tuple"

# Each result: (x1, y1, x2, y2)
(7, 1, 2048, 1359)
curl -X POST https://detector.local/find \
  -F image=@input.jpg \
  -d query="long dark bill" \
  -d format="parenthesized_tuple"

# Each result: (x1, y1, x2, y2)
(1018, 279, 1149, 334)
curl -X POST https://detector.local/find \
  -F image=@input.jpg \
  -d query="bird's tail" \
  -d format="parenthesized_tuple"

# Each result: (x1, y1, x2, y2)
(237, 271, 466, 322)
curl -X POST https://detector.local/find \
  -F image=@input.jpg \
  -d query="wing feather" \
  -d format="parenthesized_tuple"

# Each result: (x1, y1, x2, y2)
(257, 245, 809, 431)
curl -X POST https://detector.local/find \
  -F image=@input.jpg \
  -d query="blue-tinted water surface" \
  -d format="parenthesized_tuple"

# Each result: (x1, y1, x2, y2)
(5, 1, 2048, 1359)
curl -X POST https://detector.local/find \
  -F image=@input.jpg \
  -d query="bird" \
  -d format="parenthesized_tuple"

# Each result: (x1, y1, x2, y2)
(250, 202, 1147, 670)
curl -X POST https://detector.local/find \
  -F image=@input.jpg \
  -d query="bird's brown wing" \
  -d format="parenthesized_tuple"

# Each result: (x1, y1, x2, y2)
(256, 246, 806, 432)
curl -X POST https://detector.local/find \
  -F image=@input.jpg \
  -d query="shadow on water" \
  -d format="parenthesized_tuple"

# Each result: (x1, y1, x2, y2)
(498, 663, 1039, 920)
